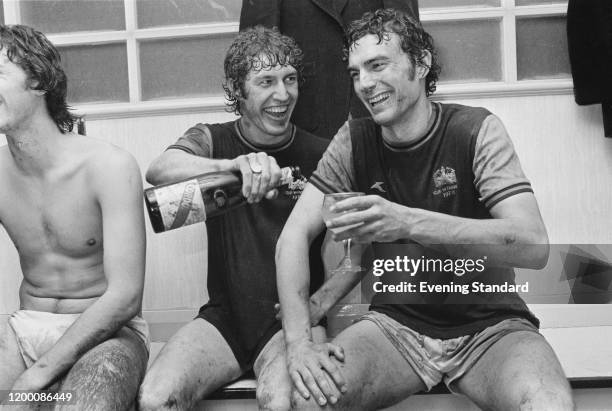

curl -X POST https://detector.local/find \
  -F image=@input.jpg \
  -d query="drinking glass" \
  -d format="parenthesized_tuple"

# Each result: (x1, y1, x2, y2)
(322, 192, 365, 274)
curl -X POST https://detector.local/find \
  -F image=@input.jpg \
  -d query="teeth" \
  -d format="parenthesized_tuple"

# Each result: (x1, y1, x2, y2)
(264, 106, 288, 114)
(368, 93, 390, 106)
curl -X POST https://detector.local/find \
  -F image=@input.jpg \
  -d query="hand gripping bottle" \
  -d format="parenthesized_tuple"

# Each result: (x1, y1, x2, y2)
(144, 166, 301, 233)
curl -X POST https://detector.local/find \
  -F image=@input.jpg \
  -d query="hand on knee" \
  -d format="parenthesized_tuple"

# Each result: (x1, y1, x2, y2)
(290, 390, 328, 411)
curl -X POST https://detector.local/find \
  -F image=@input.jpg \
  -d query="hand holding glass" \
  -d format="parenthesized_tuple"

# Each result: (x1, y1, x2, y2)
(322, 192, 365, 274)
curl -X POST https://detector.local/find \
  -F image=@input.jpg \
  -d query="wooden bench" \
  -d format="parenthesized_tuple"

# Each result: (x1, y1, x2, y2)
(145, 305, 612, 410)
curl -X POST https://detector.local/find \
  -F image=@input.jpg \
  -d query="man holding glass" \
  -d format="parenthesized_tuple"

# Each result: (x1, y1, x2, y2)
(276, 9, 574, 410)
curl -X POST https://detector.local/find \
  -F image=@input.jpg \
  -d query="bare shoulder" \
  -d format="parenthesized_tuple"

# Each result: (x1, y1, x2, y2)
(78, 138, 140, 176)
(70, 137, 142, 194)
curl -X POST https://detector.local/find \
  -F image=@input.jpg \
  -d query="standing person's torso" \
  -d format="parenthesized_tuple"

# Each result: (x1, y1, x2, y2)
(280, 0, 386, 139)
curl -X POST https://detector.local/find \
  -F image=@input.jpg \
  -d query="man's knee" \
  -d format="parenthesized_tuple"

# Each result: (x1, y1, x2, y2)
(138, 383, 184, 411)
(256, 383, 290, 411)
(72, 348, 135, 383)
(290, 390, 351, 411)
(519, 386, 574, 411)
(138, 366, 195, 411)
(62, 339, 147, 410)
(290, 391, 322, 411)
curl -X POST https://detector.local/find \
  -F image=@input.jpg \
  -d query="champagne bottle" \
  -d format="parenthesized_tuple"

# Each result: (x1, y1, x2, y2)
(144, 166, 301, 233)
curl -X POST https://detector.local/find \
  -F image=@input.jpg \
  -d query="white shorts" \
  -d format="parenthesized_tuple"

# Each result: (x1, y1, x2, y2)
(8, 309, 150, 368)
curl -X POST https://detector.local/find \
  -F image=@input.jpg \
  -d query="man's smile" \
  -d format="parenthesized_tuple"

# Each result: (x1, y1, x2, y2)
(367, 92, 391, 108)
(263, 104, 290, 118)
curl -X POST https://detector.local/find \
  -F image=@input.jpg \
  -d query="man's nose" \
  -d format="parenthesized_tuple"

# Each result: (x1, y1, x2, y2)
(359, 71, 376, 93)
(274, 82, 289, 100)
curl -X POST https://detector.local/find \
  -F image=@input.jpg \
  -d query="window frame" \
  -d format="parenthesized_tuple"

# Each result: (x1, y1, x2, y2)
(2, 0, 571, 120)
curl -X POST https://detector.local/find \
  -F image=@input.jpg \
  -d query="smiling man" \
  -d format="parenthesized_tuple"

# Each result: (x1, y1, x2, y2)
(0, 24, 149, 410)
(276, 9, 574, 410)
(139, 26, 331, 411)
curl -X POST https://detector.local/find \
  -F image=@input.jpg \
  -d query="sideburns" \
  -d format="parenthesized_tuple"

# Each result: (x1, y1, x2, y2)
(235, 82, 249, 100)
(407, 63, 416, 81)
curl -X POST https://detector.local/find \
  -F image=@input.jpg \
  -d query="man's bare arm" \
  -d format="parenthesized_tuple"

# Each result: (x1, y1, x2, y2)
(11, 149, 146, 390)
(276, 183, 348, 406)
(276, 184, 323, 344)
(146, 148, 235, 186)
(307, 270, 367, 326)
(146, 148, 281, 204)
(329, 192, 550, 268)
(274, 253, 367, 326)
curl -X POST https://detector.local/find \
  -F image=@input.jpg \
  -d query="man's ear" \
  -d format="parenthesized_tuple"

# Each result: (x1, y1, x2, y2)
(417, 50, 432, 79)
(27, 79, 46, 96)
(229, 79, 242, 99)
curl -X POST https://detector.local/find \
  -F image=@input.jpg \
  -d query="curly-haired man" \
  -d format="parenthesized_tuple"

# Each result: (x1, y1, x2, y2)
(0, 24, 149, 410)
(276, 9, 574, 410)
(139, 26, 342, 410)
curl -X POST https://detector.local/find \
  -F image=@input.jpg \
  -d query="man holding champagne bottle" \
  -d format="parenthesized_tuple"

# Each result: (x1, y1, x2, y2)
(276, 9, 574, 410)
(0, 25, 149, 409)
(140, 26, 348, 410)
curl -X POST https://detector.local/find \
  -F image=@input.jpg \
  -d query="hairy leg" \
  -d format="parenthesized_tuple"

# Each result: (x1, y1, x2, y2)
(292, 320, 426, 411)
(455, 331, 574, 411)
(0, 319, 27, 401)
(55, 327, 148, 411)
(138, 319, 242, 411)
(254, 326, 327, 411)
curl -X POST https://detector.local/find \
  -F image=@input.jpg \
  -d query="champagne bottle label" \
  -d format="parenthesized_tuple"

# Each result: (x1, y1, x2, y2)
(156, 178, 207, 230)
(144, 165, 302, 233)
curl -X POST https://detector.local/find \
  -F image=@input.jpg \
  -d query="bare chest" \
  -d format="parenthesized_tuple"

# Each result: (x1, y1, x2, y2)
(0, 173, 102, 257)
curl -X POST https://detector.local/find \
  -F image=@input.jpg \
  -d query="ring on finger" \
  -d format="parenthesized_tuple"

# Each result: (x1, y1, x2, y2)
(249, 161, 263, 174)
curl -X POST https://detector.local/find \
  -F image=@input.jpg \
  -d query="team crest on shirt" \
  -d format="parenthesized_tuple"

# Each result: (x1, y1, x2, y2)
(370, 182, 386, 193)
(432, 166, 457, 198)
(282, 176, 307, 201)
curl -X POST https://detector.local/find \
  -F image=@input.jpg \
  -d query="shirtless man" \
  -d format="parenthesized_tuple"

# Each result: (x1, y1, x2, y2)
(0, 25, 149, 410)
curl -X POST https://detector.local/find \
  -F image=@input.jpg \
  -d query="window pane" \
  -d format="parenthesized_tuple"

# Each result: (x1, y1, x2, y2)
(139, 35, 234, 100)
(59, 43, 129, 104)
(516, 0, 566, 5)
(0, 1, 4, 24)
(423, 19, 502, 83)
(421, 0, 499, 9)
(516, 16, 571, 80)
(137, 0, 241, 28)
(20, 0, 125, 34)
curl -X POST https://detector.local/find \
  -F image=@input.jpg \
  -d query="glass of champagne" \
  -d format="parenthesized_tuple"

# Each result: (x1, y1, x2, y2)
(321, 192, 365, 274)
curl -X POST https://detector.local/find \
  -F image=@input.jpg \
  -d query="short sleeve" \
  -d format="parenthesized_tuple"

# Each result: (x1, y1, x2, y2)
(166, 123, 213, 158)
(310, 121, 356, 193)
(473, 115, 533, 209)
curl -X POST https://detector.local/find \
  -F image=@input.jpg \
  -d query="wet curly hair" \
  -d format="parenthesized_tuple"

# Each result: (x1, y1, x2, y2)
(346, 8, 441, 97)
(0, 24, 77, 133)
(223, 26, 303, 115)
